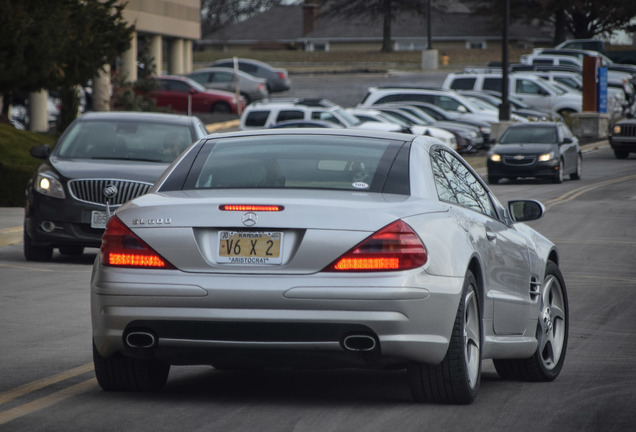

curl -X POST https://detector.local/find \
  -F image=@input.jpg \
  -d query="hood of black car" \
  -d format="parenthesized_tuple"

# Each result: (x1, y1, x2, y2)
(491, 143, 556, 155)
(48, 157, 169, 183)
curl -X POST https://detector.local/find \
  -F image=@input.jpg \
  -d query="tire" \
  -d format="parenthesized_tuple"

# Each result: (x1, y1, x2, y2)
(93, 342, 170, 392)
(212, 102, 232, 114)
(408, 270, 481, 404)
(552, 159, 564, 183)
(23, 230, 53, 262)
(487, 175, 499, 185)
(493, 261, 568, 382)
(614, 150, 629, 159)
(570, 154, 582, 180)
(59, 246, 84, 256)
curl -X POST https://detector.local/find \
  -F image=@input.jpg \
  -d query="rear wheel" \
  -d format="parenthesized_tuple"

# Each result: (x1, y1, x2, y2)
(212, 102, 232, 114)
(493, 261, 568, 381)
(569, 154, 582, 180)
(93, 342, 170, 392)
(408, 270, 481, 404)
(23, 230, 53, 261)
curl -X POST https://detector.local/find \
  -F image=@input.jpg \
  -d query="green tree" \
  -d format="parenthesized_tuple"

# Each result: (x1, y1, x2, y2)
(0, 0, 134, 130)
(320, 0, 427, 52)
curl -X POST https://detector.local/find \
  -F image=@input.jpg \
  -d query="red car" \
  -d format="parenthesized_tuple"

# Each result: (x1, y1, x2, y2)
(150, 76, 245, 114)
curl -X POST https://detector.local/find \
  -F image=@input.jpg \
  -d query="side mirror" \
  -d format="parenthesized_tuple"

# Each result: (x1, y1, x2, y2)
(562, 137, 573, 144)
(30, 145, 50, 159)
(508, 200, 545, 222)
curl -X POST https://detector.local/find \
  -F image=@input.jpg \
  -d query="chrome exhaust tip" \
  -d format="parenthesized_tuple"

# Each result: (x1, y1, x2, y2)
(125, 331, 156, 349)
(342, 335, 377, 352)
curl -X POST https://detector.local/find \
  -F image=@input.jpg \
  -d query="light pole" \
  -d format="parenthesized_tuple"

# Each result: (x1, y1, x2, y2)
(500, 0, 511, 121)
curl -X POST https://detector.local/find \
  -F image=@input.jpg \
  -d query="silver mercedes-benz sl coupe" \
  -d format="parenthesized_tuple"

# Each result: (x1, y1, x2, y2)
(91, 129, 568, 404)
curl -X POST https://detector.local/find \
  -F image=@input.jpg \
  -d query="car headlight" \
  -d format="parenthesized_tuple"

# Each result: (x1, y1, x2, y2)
(35, 173, 66, 199)
(538, 152, 555, 162)
(480, 126, 492, 135)
(490, 154, 501, 162)
(613, 125, 622, 134)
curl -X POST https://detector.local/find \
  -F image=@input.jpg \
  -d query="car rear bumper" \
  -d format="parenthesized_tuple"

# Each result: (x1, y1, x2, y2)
(91, 268, 464, 367)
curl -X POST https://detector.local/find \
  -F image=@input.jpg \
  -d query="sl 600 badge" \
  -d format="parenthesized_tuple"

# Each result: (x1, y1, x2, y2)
(132, 218, 172, 226)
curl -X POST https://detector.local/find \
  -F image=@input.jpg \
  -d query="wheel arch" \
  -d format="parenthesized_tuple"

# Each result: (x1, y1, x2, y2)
(467, 256, 485, 317)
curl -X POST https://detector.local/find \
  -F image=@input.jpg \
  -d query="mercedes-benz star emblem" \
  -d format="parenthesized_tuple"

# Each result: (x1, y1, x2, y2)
(242, 212, 258, 227)
(103, 184, 118, 199)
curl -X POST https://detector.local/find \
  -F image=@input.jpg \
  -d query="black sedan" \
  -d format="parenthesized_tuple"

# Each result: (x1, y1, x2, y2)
(487, 122, 582, 184)
(24, 111, 208, 261)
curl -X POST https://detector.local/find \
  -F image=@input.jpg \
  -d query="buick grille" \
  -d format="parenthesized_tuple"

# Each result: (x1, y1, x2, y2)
(68, 179, 153, 206)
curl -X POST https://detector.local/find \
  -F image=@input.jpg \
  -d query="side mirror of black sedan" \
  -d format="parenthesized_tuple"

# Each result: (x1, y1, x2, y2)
(30, 145, 50, 159)
(562, 137, 573, 145)
(508, 200, 545, 222)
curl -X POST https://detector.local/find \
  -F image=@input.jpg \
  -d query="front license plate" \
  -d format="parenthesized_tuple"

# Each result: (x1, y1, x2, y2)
(217, 231, 283, 265)
(91, 211, 108, 229)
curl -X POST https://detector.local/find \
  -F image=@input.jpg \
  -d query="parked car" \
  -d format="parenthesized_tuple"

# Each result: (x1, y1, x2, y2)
(609, 118, 636, 159)
(403, 102, 494, 145)
(149, 76, 245, 114)
(209, 58, 291, 93)
(24, 111, 208, 261)
(269, 120, 344, 128)
(186, 67, 269, 104)
(91, 129, 569, 404)
(456, 90, 553, 121)
(358, 87, 515, 124)
(487, 122, 582, 184)
(240, 98, 405, 134)
(442, 72, 582, 117)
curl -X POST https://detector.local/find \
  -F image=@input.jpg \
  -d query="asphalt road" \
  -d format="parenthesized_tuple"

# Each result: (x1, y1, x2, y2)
(1, 145, 635, 431)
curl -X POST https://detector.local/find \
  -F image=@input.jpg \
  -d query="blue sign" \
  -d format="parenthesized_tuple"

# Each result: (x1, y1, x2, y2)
(597, 67, 608, 113)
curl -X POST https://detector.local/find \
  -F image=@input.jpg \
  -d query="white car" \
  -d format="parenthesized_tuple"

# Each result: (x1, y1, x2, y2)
(240, 98, 403, 133)
(442, 72, 582, 117)
(91, 129, 569, 404)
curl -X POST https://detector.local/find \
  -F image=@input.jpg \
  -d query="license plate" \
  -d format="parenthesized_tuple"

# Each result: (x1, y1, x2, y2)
(217, 231, 283, 265)
(91, 211, 108, 229)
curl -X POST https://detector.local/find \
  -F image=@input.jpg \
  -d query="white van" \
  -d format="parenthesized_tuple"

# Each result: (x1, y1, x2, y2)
(442, 72, 581, 116)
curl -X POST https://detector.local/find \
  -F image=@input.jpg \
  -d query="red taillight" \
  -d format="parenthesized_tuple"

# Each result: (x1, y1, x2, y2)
(277, 71, 287, 80)
(324, 220, 427, 272)
(220, 204, 284, 212)
(101, 216, 174, 269)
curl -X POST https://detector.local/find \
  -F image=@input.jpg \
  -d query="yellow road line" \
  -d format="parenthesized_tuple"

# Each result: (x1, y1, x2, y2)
(0, 363, 94, 406)
(206, 119, 240, 133)
(0, 378, 97, 426)
(545, 174, 636, 210)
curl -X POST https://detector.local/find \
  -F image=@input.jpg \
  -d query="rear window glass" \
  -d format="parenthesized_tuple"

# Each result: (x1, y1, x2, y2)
(449, 77, 476, 90)
(244, 111, 270, 127)
(183, 135, 407, 193)
(483, 78, 502, 92)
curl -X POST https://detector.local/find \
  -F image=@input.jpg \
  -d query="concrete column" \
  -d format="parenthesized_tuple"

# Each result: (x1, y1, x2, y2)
(29, 90, 50, 133)
(120, 30, 138, 83)
(149, 34, 162, 76)
(421, 49, 439, 70)
(183, 40, 193, 74)
(168, 38, 184, 75)
(92, 64, 111, 112)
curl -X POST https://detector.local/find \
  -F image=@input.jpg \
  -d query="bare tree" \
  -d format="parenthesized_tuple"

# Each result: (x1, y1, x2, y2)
(201, 0, 283, 37)
(320, 0, 427, 52)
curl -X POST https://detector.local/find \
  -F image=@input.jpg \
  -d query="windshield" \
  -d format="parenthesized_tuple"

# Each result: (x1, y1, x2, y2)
(499, 126, 557, 144)
(184, 135, 405, 193)
(55, 119, 194, 163)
